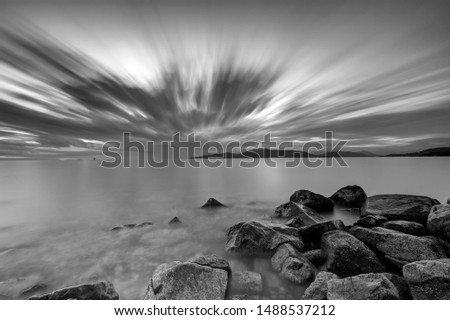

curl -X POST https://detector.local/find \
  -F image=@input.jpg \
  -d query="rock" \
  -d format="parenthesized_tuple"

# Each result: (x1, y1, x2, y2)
(168, 217, 181, 224)
(447, 199, 450, 205)
(327, 273, 403, 300)
(274, 202, 325, 225)
(227, 294, 249, 300)
(363, 194, 439, 225)
(351, 226, 446, 266)
(321, 230, 385, 277)
(286, 216, 305, 228)
(383, 273, 412, 299)
(230, 271, 263, 294)
(303, 249, 325, 266)
(330, 185, 367, 208)
(188, 254, 231, 274)
(226, 221, 304, 254)
(111, 222, 152, 231)
(289, 190, 335, 212)
(303, 271, 339, 300)
(427, 204, 450, 242)
(29, 281, 119, 300)
(403, 259, 450, 299)
(271, 244, 316, 284)
(380, 220, 426, 236)
(354, 215, 388, 228)
(19, 283, 48, 298)
(146, 261, 228, 300)
(201, 198, 226, 208)
(299, 220, 346, 243)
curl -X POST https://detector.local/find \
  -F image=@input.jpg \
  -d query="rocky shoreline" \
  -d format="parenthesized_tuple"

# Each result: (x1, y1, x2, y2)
(8, 186, 450, 300)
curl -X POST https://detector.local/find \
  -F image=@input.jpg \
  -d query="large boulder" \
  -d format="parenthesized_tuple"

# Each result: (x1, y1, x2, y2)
(403, 259, 450, 299)
(146, 260, 228, 300)
(29, 281, 119, 300)
(187, 254, 231, 274)
(327, 273, 405, 300)
(299, 220, 346, 243)
(380, 220, 426, 236)
(229, 271, 263, 294)
(363, 194, 439, 225)
(289, 190, 335, 212)
(201, 198, 226, 208)
(427, 204, 450, 242)
(226, 221, 304, 254)
(303, 271, 339, 300)
(274, 202, 325, 225)
(351, 227, 446, 267)
(354, 215, 388, 228)
(330, 185, 367, 208)
(271, 243, 316, 284)
(321, 230, 385, 277)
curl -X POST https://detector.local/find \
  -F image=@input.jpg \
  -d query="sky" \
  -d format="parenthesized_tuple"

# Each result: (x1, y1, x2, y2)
(1, 0, 450, 158)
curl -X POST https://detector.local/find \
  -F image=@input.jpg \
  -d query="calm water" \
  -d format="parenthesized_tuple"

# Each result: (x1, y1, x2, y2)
(0, 158, 449, 299)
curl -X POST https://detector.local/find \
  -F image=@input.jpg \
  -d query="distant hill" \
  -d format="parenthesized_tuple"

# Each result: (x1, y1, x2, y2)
(386, 147, 450, 157)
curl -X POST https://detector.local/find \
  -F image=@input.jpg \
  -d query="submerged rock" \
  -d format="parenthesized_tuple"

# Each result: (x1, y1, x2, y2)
(330, 185, 367, 208)
(201, 198, 226, 208)
(403, 259, 450, 300)
(427, 204, 450, 242)
(303, 271, 339, 300)
(29, 281, 119, 300)
(271, 243, 316, 284)
(363, 194, 439, 225)
(225, 221, 304, 254)
(354, 215, 388, 228)
(111, 222, 152, 231)
(168, 217, 181, 225)
(274, 202, 325, 225)
(321, 230, 385, 277)
(299, 220, 346, 243)
(230, 271, 263, 294)
(380, 220, 426, 236)
(289, 190, 334, 212)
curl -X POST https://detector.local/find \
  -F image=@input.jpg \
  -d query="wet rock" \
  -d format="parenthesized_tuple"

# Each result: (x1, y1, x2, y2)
(29, 281, 119, 300)
(289, 190, 334, 212)
(351, 226, 446, 266)
(330, 185, 367, 208)
(327, 273, 403, 300)
(427, 204, 450, 242)
(230, 271, 263, 294)
(403, 259, 450, 299)
(303, 271, 339, 300)
(354, 215, 388, 228)
(274, 202, 325, 225)
(226, 221, 304, 254)
(303, 249, 325, 266)
(168, 217, 181, 224)
(111, 222, 152, 231)
(380, 220, 426, 236)
(321, 230, 385, 277)
(363, 194, 439, 225)
(201, 198, 226, 208)
(299, 220, 346, 243)
(271, 243, 316, 284)
(188, 254, 231, 274)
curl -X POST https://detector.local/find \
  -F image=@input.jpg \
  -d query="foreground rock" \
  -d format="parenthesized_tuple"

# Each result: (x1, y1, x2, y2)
(380, 220, 426, 236)
(274, 202, 325, 225)
(330, 185, 367, 208)
(271, 244, 316, 284)
(188, 254, 232, 274)
(230, 271, 263, 294)
(351, 227, 446, 267)
(226, 221, 304, 254)
(29, 281, 119, 300)
(111, 222, 152, 231)
(427, 204, 450, 242)
(403, 259, 450, 299)
(303, 271, 339, 300)
(327, 273, 407, 300)
(354, 215, 388, 228)
(321, 230, 385, 277)
(289, 190, 334, 212)
(146, 258, 228, 300)
(363, 194, 439, 224)
(201, 198, 226, 208)
(299, 220, 346, 243)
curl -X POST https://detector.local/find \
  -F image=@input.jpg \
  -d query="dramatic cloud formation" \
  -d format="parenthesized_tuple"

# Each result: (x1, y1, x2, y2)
(1, 0, 450, 158)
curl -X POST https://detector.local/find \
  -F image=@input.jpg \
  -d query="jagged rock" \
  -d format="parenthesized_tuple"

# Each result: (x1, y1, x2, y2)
(303, 271, 339, 300)
(274, 202, 325, 225)
(354, 215, 388, 228)
(363, 194, 439, 224)
(427, 204, 450, 242)
(29, 281, 119, 300)
(321, 230, 385, 277)
(403, 259, 450, 299)
(146, 260, 228, 300)
(111, 222, 152, 231)
(201, 198, 226, 208)
(286, 216, 306, 228)
(380, 220, 426, 236)
(299, 220, 346, 243)
(330, 185, 367, 208)
(289, 189, 335, 212)
(271, 243, 316, 284)
(351, 226, 446, 266)
(168, 217, 181, 224)
(225, 221, 304, 254)
(188, 254, 231, 274)
(303, 249, 325, 266)
(327, 273, 405, 300)
(230, 271, 263, 294)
